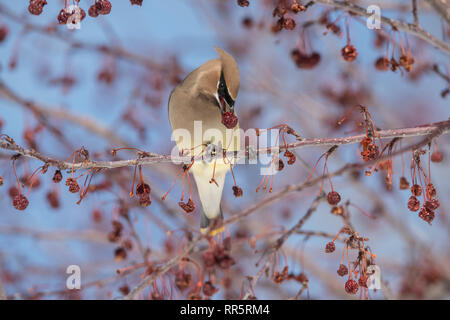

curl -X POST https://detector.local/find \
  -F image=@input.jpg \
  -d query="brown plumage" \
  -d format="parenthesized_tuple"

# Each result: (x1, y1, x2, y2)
(168, 47, 240, 234)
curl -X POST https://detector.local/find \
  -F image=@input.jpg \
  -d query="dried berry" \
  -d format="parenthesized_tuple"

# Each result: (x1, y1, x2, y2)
(179, 199, 195, 213)
(399, 54, 414, 72)
(88, 5, 99, 17)
(284, 150, 296, 165)
(0, 26, 7, 43)
(325, 241, 335, 253)
(375, 57, 389, 71)
(57, 9, 71, 24)
(430, 151, 443, 163)
(221, 112, 238, 129)
(175, 271, 192, 291)
(130, 0, 143, 5)
(291, 3, 306, 13)
(426, 183, 436, 199)
(337, 264, 348, 277)
(411, 184, 422, 197)
(424, 199, 440, 211)
(331, 206, 344, 216)
(399, 176, 410, 190)
(96, 0, 112, 15)
(345, 279, 359, 294)
(291, 49, 321, 69)
(13, 194, 29, 210)
(237, 0, 250, 7)
(418, 207, 435, 224)
(276, 159, 285, 171)
(283, 17, 296, 30)
(202, 250, 216, 269)
(52, 170, 63, 183)
(28, 0, 47, 16)
(114, 247, 127, 262)
(358, 275, 369, 288)
(138, 194, 151, 207)
(119, 285, 130, 295)
(327, 191, 341, 205)
(407, 196, 420, 212)
(232, 185, 243, 198)
(46, 190, 60, 209)
(202, 281, 219, 296)
(341, 44, 358, 62)
(66, 178, 80, 193)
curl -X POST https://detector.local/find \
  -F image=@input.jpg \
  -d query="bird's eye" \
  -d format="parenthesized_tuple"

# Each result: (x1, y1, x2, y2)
(219, 81, 225, 89)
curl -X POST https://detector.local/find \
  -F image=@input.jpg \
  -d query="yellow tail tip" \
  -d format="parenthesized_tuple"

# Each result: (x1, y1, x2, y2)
(200, 226, 225, 237)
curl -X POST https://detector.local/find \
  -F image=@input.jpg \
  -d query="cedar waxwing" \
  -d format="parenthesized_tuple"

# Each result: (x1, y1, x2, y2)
(168, 47, 240, 235)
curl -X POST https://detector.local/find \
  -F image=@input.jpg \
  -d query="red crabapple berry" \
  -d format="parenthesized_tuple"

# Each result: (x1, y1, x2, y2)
(232, 186, 243, 198)
(179, 199, 195, 213)
(325, 241, 335, 253)
(66, 178, 80, 193)
(399, 176, 410, 190)
(375, 57, 390, 71)
(52, 170, 63, 183)
(96, 0, 112, 15)
(0, 26, 7, 43)
(327, 191, 341, 205)
(418, 207, 435, 224)
(430, 151, 443, 163)
(202, 281, 219, 297)
(283, 17, 296, 30)
(221, 112, 238, 129)
(57, 9, 71, 24)
(358, 275, 369, 288)
(175, 270, 192, 291)
(341, 44, 358, 62)
(88, 5, 99, 17)
(13, 194, 29, 210)
(130, 0, 143, 5)
(424, 199, 440, 211)
(411, 184, 422, 197)
(28, 0, 47, 15)
(237, 0, 250, 7)
(291, 3, 306, 13)
(284, 150, 296, 165)
(337, 264, 348, 277)
(276, 159, 285, 171)
(407, 196, 420, 212)
(345, 279, 359, 294)
(426, 183, 436, 199)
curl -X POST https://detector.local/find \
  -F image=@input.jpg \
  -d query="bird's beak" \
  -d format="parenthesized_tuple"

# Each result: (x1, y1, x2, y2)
(217, 94, 235, 115)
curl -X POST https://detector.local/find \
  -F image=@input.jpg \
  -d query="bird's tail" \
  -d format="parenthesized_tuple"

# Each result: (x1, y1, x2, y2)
(192, 163, 228, 236)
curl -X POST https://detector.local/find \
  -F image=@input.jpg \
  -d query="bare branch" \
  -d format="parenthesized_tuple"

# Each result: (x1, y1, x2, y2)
(313, 0, 450, 55)
(1, 120, 448, 170)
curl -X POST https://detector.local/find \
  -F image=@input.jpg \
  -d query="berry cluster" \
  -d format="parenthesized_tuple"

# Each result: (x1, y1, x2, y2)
(325, 226, 377, 297)
(25, 0, 144, 24)
(271, 1, 307, 32)
(374, 32, 415, 73)
(202, 238, 236, 271)
(255, 125, 297, 193)
(405, 149, 440, 224)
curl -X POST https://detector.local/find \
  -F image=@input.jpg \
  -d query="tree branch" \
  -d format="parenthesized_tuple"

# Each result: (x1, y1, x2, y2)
(313, 0, 450, 55)
(1, 120, 448, 170)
